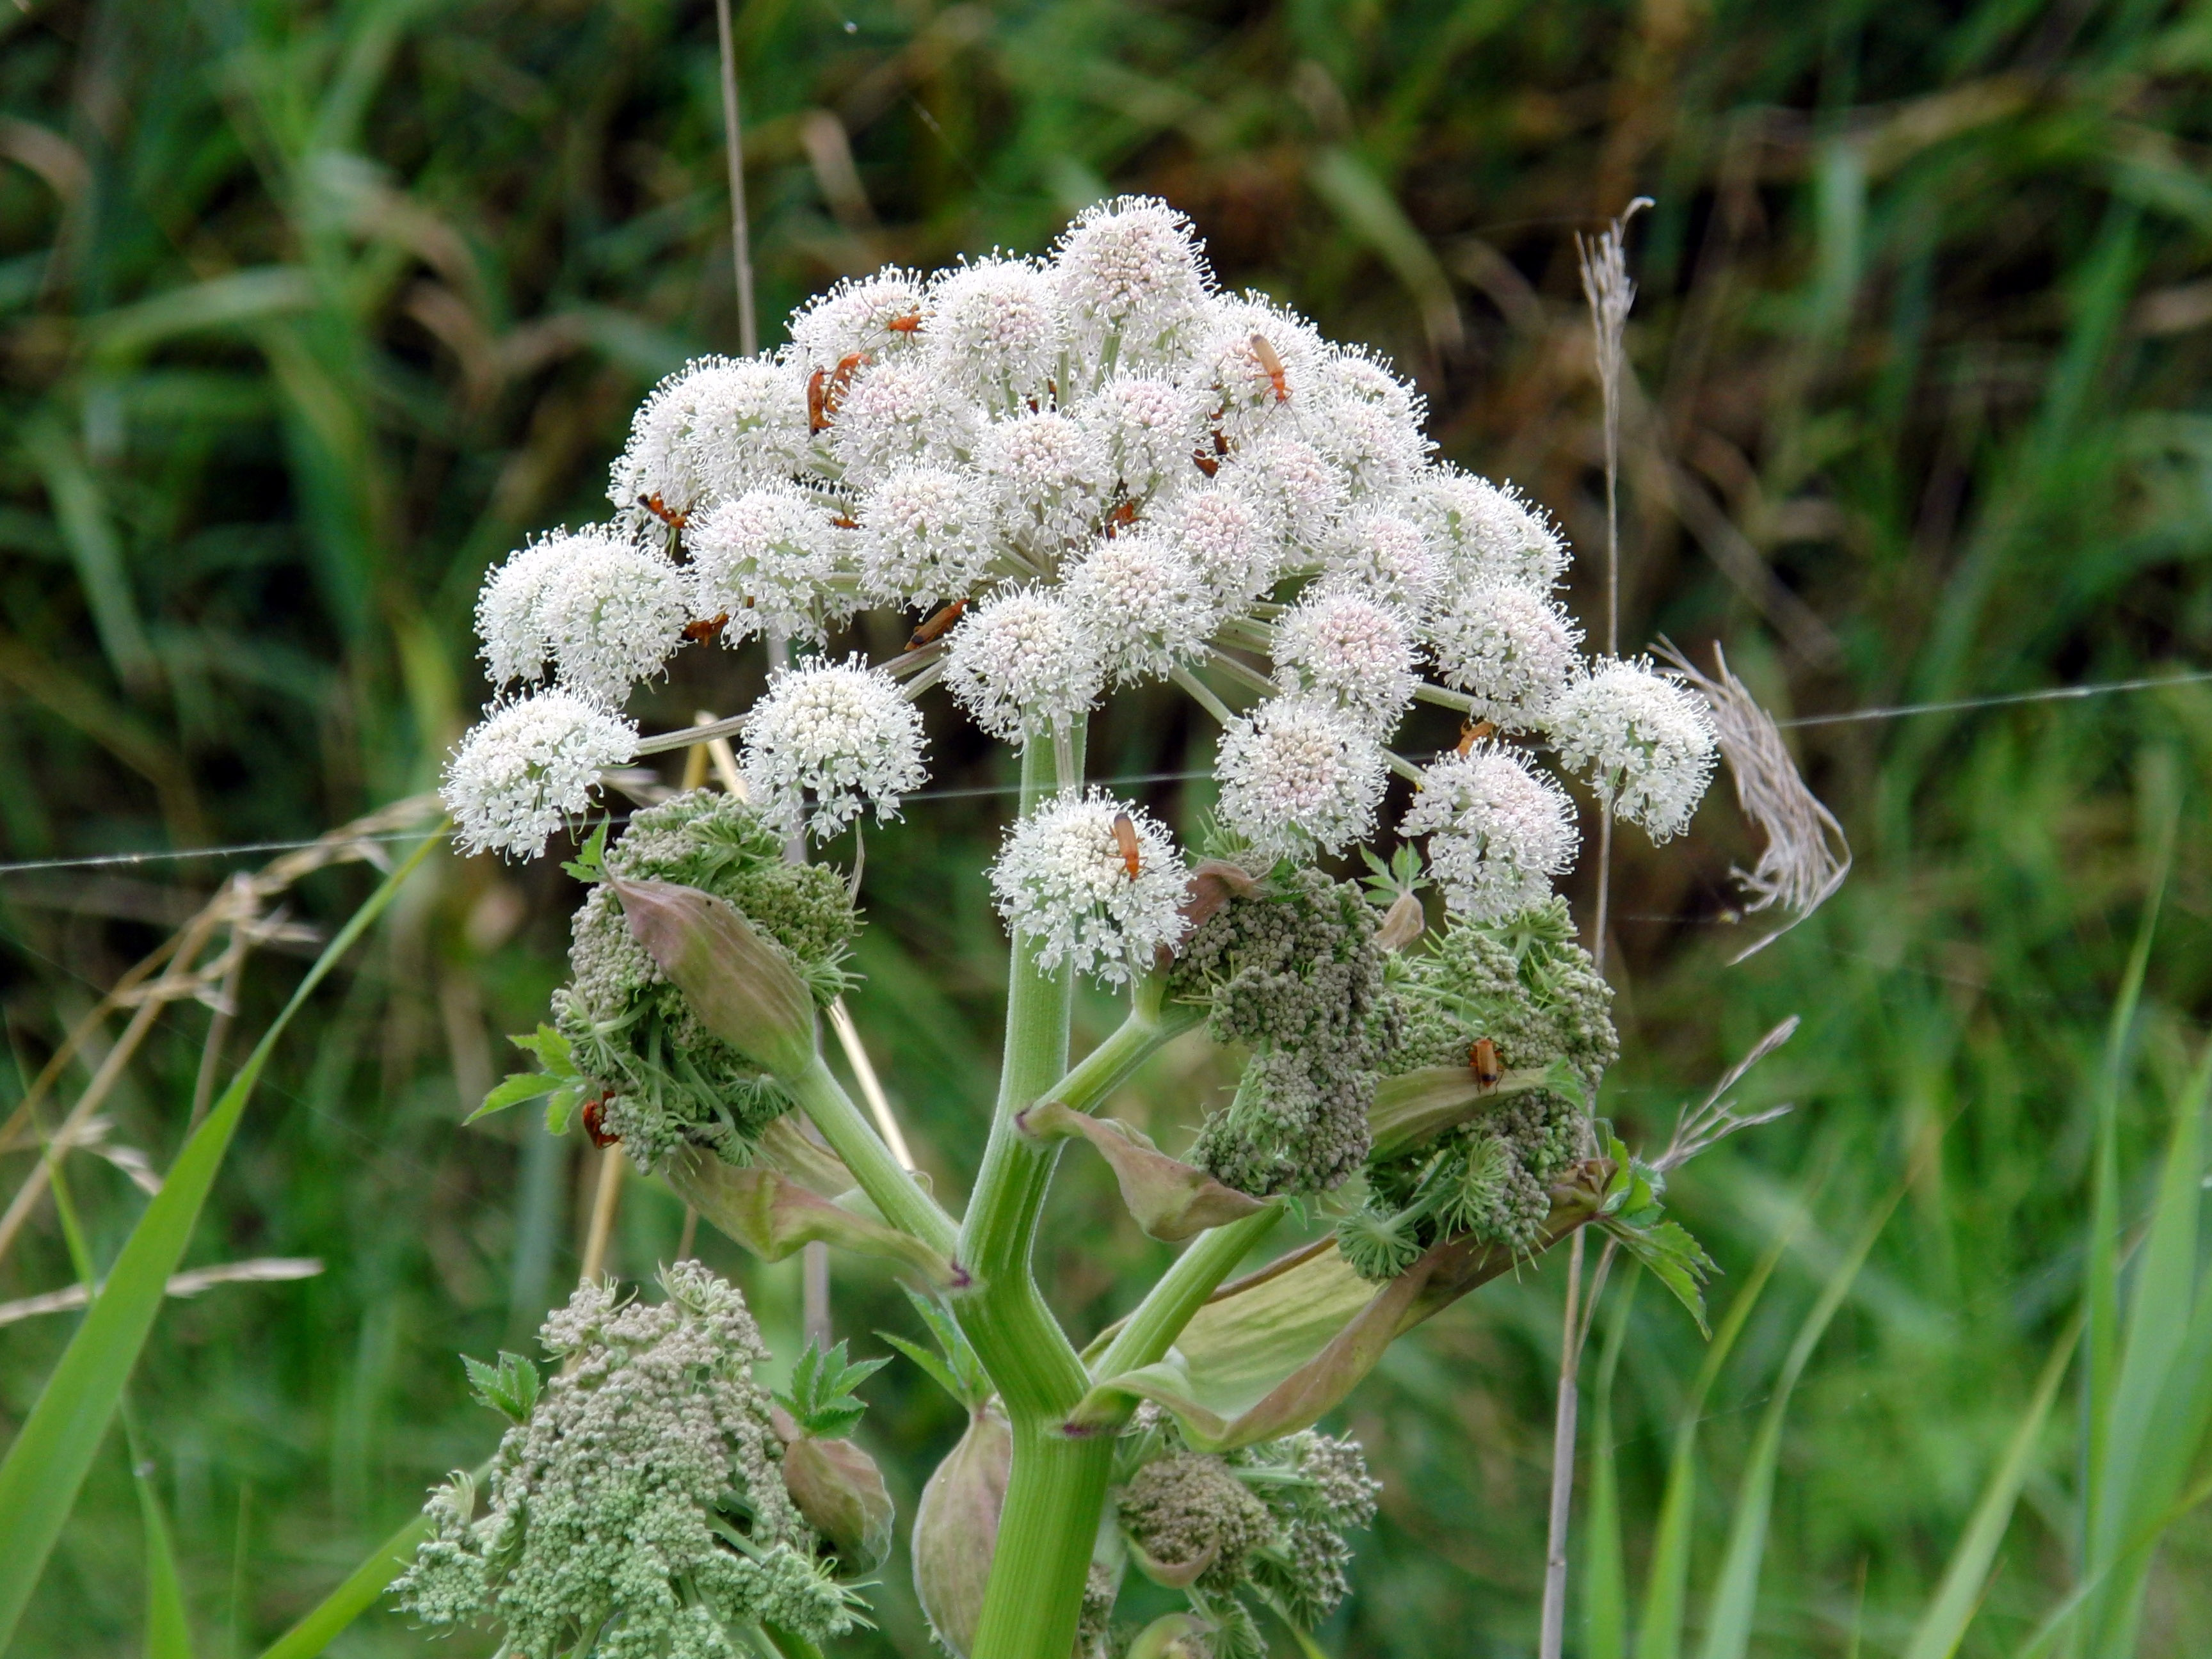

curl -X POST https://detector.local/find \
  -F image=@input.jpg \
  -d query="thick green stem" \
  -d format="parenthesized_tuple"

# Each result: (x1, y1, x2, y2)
(792, 1054, 957, 1259)
(1090, 1204, 1286, 1382)
(959, 732, 1116, 1659)
(1042, 991, 1200, 1119)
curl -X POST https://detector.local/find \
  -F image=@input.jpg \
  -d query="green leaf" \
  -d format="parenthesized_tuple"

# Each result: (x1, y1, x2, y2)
(1898, 1310, 2081, 1659)
(775, 1340, 890, 1440)
(461, 1351, 540, 1423)
(1583, 1269, 1640, 1659)
(469, 1069, 561, 1123)
(561, 817, 611, 883)
(881, 1285, 991, 1411)
(1600, 1218, 1716, 1336)
(253, 1498, 447, 1659)
(124, 1407, 194, 1659)
(0, 828, 440, 1647)
(1694, 1187, 1903, 1659)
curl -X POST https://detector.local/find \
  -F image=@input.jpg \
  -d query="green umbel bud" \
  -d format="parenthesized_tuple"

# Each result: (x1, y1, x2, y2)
(552, 790, 857, 1168)
(778, 1432, 895, 1576)
(911, 1400, 1013, 1657)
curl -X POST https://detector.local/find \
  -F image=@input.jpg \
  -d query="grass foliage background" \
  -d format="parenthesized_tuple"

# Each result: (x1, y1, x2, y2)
(3, 0, 2212, 1651)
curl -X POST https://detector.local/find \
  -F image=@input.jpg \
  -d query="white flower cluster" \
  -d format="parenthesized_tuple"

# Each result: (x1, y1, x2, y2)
(990, 790, 1189, 984)
(1400, 746, 1579, 922)
(442, 194, 1716, 915)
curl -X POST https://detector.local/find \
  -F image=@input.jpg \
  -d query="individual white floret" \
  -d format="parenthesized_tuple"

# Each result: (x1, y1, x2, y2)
(1423, 583, 1582, 730)
(1229, 433, 1347, 554)
(926, 255, 1064, 412)
(1418, 465, 1568, 591)
(1053, 195, 1212, 378)
(1076, 374, 1210, 503)
(1197, 294, 1326, 445)
(990, 789, 1189, 984)
(942, 586, 1105, 744)
(609, 356, 807, 522)
(1270, 589, 1418, 739)
(787, 266, 928, 371)
(444, 690, 637, 860)
(742, 655, 928, 839)
(976, 409, 1109, 554)
(1319, 508, 1444, 616)
(1062, 527, 1215, 687)
(1214, 695, 1388, 860)
(685, 483, 854, 645)
(856, 464, 997, 611)
(540, 535, 689, 708)
(1545, 657, 1719, 842)
(1159, 476, 1285, 606)
(1401, 746, 1579, 921)
(826, 359, 980, 488)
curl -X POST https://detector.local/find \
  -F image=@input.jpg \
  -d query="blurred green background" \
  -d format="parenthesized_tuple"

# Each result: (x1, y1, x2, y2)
(4, 0, 2212, 1653)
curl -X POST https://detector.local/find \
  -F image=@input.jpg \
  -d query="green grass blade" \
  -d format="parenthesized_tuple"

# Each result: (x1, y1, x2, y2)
(0, 830, 440, 1646)
(254, 1501, 440, 1659)
(1634, 1212, 1800, 1659)
(1585, 1265, 1640, 1659)
(2079, 1034, 2211, 1655)
(2081, 817, 2170, 1569)
(1898, 1310, 2082, 1659)
(1694, 1188, 1903, 1659)
(125, 1406, 195, 1659)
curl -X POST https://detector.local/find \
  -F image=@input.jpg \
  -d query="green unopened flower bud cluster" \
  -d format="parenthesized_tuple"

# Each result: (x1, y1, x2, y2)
(556, 790, 856, 1165)
(1390, 895, 1616, 1087)
(1336, 897, 1614, 1279)
(1169, 866, 1401, 1197)
(1110, 1408, 1381, 1657)
(392, 1262, 858, 1658)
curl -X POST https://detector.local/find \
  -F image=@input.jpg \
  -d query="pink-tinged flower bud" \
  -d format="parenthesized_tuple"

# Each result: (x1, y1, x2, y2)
(911, 1400, 1013, 1656)
(778, 1432, 895, 1576)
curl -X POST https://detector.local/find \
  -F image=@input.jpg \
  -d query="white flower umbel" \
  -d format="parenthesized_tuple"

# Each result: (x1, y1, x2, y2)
(1418, 465, 1568, 591)
(1402, 746, 1579, 922)
(826, 360, 979, 488)
(1546, 657, 1719, 842)
(857, 464, 997, 611)
(1062, 527, 1215, 687)
(609, 356, 808, 522)
(741, 655, 928, 839)
(1215, 695, 1388, 860)
(1306, 394, 1428, 499)
(1160, 476, 1285, 607)
(686, 483, 853, 646)
(1077, 374, 1210, 504)
(990, 790, 1189, 984)
(1198, 294, 1326, 445)
(1315, 344, 1425, 431)
(1271, 589, 1418, 739)
(926, 255, 1064, 413)
(475, 536, 566, 688)
(942, 586, 1105, 744)
(787, 267, 929, 371)
(977, 409, 1109, 557)
(1053, 196, 1212, 378)
(1231, 433, 1347, 555)
(1320, 508, 1443, 617)
(533, 533, 691, 707)
(1423, 582, 1582, 730)
(445, 690, 637, 860)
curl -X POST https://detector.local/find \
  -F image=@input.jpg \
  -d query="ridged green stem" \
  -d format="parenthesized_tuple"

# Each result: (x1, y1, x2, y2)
(959, 732, 1117, 1659)
(1090, 1203, 1286, 1383)
(1041, 987, 1200, 1119)
(791, 1052, 957, 1259)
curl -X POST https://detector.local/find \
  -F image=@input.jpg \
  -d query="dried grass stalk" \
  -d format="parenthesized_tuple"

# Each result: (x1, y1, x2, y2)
(1658, 640, 1850, 962)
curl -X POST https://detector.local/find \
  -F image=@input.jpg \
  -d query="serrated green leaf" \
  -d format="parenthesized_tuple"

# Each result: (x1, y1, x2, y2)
(775, 1340, 891, 1439)
(561, 817, 611, 883)
(462, 1351, 540, 1423)
(469, 1070, 560, 1124)
(878, 1333, 966, 1407)
(1601, 1217, 1716, 1336)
